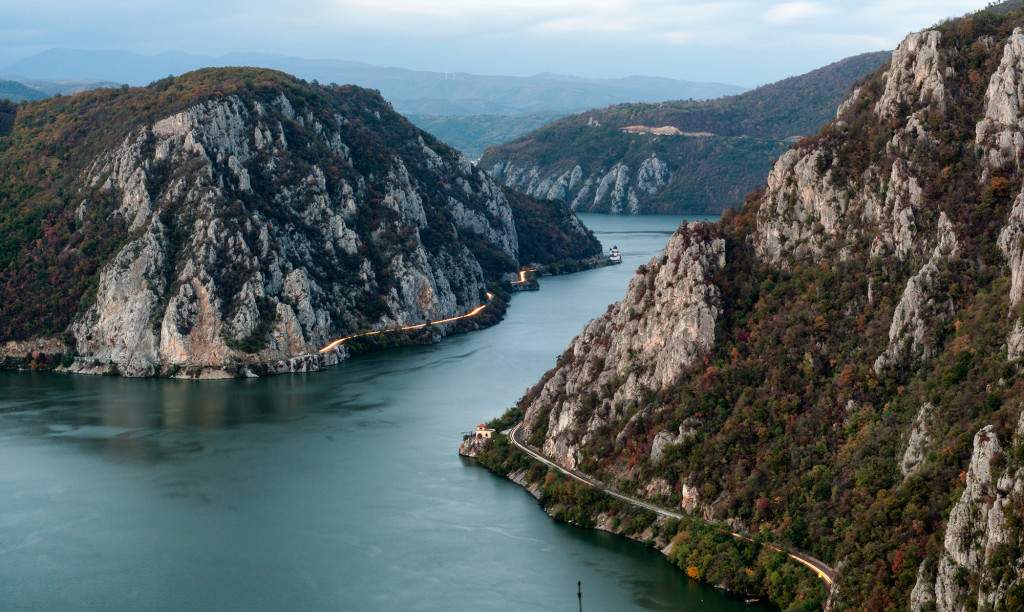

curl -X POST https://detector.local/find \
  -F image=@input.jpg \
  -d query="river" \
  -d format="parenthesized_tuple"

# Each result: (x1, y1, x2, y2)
(0, 213, 765, 611)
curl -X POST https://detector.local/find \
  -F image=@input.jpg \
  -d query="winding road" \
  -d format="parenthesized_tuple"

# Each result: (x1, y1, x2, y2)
(318, 292, 495, 353)
(507, 422, 837, 588)
(319, 268, 538, 353)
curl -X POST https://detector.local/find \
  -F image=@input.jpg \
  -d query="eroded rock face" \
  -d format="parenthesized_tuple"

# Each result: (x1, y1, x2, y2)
(976, 28, 1024, 176)
(873, 213, 959, 372)
(521, 222, 723, 480)
(753, 147, 848, 264)
(875, 30, 947, 118)
(491, 155, 671, 214)
(911, 418, 1024, 611)
(71, 223, 165, 377)
(900, 402, 935, 478)
(977, 28, 1024, 372)
(70, 85, 523, 377)
(754, 30, 955, 271)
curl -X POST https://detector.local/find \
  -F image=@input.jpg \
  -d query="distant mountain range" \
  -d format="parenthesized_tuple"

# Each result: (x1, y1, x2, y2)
(0, 49, 747, 116)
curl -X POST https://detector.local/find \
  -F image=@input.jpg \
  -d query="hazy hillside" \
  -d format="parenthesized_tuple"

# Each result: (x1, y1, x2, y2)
(481, 51, 891, 214)
(0, 79, 47, 102)
(407, 111, 568, 160)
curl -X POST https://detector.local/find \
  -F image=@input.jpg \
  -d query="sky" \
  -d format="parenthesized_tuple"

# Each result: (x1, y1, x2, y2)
(0, 0, 998, 87)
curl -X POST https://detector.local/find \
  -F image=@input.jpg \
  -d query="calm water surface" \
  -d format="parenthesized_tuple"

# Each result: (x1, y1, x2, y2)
(1, 213, 764, 611)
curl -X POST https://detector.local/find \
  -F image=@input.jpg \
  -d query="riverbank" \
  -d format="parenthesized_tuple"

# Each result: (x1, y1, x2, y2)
(461, 410, 827, 609)
(0, 296, 500, 380)
(0, 252, 621, 380)
(0, 282, 515, 380)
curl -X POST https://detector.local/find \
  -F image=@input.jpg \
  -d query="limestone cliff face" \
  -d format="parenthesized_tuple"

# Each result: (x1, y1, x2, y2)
(520, 222, 723, 474)
(755, 29, 953, 268)
(874, 31, 947, 118)
(990, 30, 1024, 364)
(910, 416, 1024, 611)
(55, 71, 533, 377)
(491, 155, 670, 214)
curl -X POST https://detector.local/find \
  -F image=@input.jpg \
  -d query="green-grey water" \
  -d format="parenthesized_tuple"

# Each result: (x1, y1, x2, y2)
(1, 213, 765, 611)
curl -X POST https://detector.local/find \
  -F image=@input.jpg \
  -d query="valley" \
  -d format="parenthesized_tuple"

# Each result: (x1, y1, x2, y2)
(6, 1, 1024, 611)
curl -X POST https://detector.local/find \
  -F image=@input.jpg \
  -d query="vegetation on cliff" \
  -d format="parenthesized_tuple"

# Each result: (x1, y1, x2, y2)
(481, 5, 1024, 610)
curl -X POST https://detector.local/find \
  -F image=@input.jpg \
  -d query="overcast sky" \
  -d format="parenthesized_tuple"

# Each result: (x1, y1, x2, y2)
(1, 0, 996, 87)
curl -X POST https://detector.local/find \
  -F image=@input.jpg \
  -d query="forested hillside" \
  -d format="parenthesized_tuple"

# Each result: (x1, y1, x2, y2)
(472, 5, 1024, 610)
(481, 51, 890, 214)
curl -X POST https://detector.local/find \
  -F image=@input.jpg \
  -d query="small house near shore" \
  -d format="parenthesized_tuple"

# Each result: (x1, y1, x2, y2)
(474, 424, 495, 439)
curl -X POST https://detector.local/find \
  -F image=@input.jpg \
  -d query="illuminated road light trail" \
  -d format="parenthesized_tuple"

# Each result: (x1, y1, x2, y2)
(510, 269, 535, 284)
(318, 291, 497, 353)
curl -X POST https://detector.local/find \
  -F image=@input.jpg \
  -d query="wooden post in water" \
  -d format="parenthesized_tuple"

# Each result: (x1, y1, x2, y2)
(578, 580, 582, 612)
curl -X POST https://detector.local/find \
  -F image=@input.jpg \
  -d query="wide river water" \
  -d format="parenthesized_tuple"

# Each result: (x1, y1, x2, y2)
(1, 213, 765, 611)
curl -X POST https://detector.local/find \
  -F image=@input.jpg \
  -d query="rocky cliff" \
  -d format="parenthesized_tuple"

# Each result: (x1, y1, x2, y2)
(0, 68, 601, 377)
(497, 6, 1024, 610)
(520, 224, 724, 469)
(480, 51, 890, 215)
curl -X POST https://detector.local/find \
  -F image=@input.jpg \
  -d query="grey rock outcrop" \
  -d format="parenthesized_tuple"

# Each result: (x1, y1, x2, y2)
(754, 147, 848, 265)
(976, 28, 1024, 176)
(976, 28, 1024, 370)
(754, 29, 955, 269)
(875, 30, 947, 118)
(873, 213, 959, 372)
(911, 417, 1024, 611)
(900, 402, 935, 478)
(491, 156, 671, 214)
(520, 222, 723, 476)
(67, 82, 525, 377)
(650, 422, 697, 464)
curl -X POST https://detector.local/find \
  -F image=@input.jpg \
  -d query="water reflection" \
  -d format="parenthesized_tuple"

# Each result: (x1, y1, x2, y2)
(0, 372, 327, 464)
(0, 372, 320, 430)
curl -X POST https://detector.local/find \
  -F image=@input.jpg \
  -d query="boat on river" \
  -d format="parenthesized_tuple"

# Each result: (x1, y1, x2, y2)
(608, 246, 622, 263)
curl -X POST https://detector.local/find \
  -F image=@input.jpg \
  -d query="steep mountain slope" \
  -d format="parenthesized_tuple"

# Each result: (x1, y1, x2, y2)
(480, 51, 890, 215)
(0, 68, 600, 377)
(476, 6, 1024, 610)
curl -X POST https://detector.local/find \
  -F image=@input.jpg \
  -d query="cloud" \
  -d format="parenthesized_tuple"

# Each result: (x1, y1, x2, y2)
(0, 0, 996, 86)
(762, 2, 833, 26)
